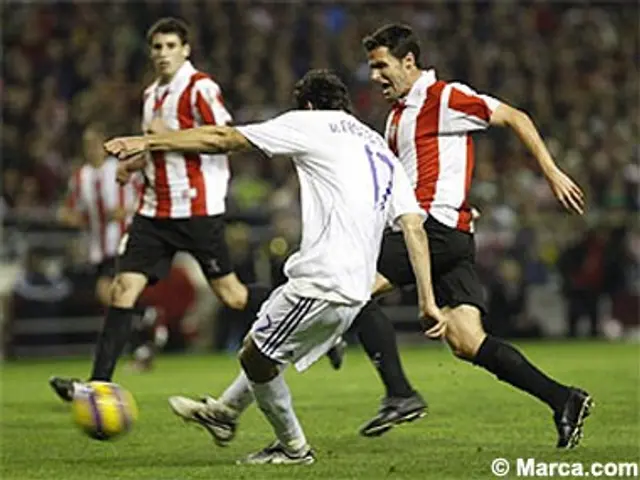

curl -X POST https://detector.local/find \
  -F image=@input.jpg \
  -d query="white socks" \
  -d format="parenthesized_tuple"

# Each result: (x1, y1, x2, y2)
(250, 373, 307, 452)
(219, 371, 254, 419)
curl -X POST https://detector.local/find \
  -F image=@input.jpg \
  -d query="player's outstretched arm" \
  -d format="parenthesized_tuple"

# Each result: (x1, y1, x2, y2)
(104, 126, 252, 159)
(490, 104, 585, 215)
(397, 213, 447, 339)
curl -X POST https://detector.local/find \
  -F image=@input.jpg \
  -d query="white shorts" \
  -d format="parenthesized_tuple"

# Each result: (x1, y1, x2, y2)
(250, 283, 365, 372)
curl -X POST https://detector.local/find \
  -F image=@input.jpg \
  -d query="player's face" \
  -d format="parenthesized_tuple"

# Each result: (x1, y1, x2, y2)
(83, 129, 105, 166)
(150, 33, 190, 80)
(367, 46, 414, 102)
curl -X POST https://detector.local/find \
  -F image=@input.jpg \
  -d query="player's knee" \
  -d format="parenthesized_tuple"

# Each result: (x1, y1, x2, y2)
(109, 275, 142, 308)
(221, 290, 246, 310)
(210, 279, 247, 310)
(239, 337, 278, 383)
(372, 274, 393, 297)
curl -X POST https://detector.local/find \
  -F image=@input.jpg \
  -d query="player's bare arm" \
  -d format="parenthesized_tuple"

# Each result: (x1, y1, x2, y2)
(57, 206, 86, 228)
(490, 103, 585, 215)
(396, 213, 447, 339)
(104, 126, 252, 160)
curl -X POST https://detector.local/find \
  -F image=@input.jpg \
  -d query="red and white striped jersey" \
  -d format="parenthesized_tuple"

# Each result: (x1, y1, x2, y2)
(385, 69, 501, 233)
(65, 157, 139, 264)
(139, 61, 232, 219)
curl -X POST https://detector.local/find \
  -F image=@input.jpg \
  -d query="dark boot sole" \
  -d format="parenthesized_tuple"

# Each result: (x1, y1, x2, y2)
(559, 396, 594, 449)
(360, 407, 427, 437)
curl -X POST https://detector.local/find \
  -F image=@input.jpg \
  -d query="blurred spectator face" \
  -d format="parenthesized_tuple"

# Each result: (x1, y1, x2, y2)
(149, 33, 190, 82)
(367, 47, 418, 102)
(3, 168, 21, 203)
(82, 126, 106, 167)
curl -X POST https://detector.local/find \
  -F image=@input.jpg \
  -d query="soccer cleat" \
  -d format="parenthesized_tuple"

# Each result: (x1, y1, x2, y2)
(168, 395, 237, 446)
(326, 338, 348, 370)
(237, 440, 315, 465)
(359, 392, 427, 437)
(554, 387, 594, 449)
(49, 376, 82, 402)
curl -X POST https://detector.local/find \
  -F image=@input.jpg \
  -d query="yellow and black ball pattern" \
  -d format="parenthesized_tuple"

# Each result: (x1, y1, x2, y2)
(72, 381, 138, 440)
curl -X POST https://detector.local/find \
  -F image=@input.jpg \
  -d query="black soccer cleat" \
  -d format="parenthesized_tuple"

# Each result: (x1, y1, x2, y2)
(554, 387, 594, 449)
(326, 338, 348, 370)
(360, 391, 427, 437)
(49, 376, 81, 402)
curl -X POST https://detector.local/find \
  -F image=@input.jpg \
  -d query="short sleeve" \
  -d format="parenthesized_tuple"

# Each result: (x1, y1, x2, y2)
(194, 77, 232, 126)
(441, 82, 501, 133)
(387, 162, 426, 228)
(236, 112, 310, 157)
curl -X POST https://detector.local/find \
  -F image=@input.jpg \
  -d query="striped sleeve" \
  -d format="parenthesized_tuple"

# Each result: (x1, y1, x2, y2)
(193, 77, 232, 126)
(440, 82, 501, 133)
(64, 169, 85, 212)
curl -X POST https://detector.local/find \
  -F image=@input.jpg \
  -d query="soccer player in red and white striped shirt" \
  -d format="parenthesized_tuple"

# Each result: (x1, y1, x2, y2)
(49, 18, 276, 402)
(352, 24, 591, 448)
(58, 123, 138, 306)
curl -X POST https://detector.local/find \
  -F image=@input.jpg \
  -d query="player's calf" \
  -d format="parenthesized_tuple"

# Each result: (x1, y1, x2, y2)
(443, 305, 486, 361)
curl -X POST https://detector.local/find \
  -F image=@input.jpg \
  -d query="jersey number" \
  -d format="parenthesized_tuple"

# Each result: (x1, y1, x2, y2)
(365, 145, 394, 211)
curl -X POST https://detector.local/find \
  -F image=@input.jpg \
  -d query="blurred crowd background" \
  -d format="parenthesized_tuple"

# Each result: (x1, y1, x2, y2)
(2, 1, 638, 359)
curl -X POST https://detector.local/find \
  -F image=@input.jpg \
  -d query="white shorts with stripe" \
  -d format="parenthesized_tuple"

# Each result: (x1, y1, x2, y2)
(250, 283, 365, 372)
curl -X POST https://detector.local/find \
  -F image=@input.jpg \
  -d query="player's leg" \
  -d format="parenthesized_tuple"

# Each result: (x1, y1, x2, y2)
(441, 262, 593, 449)
(236, 336, 314, 465)
(354, 232, 427, 437)
(49, 216, 168, 401)
(192, 216, 345, 366)
(171, 285, 325, 464)
(186, 215, 269, 313)
(95, 275, 113, 307)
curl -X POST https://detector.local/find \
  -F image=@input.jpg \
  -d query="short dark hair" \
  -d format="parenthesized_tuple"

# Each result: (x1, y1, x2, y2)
(146, 17, 190, 45)
(293, 69, 352, 112)
(362, 24, 422, 67)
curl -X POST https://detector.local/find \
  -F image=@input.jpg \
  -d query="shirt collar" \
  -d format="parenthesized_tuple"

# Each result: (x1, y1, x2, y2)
(159, 60, 196, 91)
(400, 69, 437, 107)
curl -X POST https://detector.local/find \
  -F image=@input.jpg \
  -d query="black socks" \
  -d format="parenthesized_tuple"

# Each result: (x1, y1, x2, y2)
(353, 301, 415, 398)
(473, 335, 570, 413)
(89, 306, 135, 381)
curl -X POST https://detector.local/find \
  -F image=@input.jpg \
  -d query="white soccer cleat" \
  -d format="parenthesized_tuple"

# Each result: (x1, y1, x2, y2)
(237, 440, 316, 465)
(168, 395, 237, 446)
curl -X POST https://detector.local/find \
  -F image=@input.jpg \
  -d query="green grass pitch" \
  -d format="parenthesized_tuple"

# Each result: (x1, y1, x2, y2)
(2, 342, 639, 479)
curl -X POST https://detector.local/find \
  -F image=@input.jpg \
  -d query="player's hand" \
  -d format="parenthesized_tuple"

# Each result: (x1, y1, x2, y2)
(419, 302, 447, 339)
(545, 168, 585, 215)
(145, 117, 170, 135)
(108, 207, 128, 221)
(104, 136, 148, 160)
(116, 161, 132, 185)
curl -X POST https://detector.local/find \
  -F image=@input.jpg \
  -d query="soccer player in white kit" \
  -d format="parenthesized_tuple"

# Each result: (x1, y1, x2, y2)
(105, 69, 446, 465)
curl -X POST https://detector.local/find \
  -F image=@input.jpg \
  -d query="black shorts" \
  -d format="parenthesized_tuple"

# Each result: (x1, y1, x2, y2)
(377, 216, 486, 314)
(118, 214, 232, 281)
(96, 257, 117, 279)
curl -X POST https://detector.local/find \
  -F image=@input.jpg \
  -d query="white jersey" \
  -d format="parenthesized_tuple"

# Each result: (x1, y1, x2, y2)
(238, 110, 425, 304)
(139, 61, 232, 219)
(65, 157, 139, 264)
